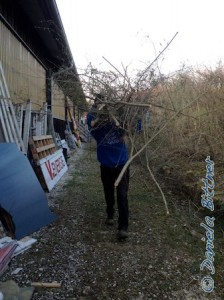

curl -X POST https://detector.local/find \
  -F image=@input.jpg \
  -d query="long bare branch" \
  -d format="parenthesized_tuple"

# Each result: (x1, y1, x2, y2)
(137, 32, 179, 82)
(114, 95, 202, 188)
(145, 153, 169, 215)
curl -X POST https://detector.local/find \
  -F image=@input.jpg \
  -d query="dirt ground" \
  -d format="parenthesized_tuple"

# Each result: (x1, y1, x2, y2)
(1, 142, 223, 299)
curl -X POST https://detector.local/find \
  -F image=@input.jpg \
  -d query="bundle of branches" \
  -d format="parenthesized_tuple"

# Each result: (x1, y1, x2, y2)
(82, 62, 154, 133)
(79, 61, 172, 214)
(79, 33, 182, 215)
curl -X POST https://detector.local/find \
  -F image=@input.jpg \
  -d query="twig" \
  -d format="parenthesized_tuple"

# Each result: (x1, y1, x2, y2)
(137, 32, 179, 82)
(31, 282, 62, 288)
(102, 56, 132, 88)
(108, 111, 120, 126)
(105, 100, 151, 108)
(100, 99, 197, 120)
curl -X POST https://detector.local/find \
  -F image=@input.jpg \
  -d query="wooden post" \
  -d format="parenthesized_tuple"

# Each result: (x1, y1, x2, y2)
(23, 100, 32, 153)
(43, 102, 48, 135)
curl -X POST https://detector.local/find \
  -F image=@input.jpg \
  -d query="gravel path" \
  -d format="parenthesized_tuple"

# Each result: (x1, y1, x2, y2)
(1, 143, 222, 299)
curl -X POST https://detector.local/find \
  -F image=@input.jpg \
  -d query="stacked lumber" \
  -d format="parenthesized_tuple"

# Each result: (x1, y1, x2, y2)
(29, 135, 57, 162)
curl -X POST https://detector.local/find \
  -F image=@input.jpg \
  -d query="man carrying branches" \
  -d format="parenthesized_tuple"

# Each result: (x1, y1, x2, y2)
(87, 94, 130, 239)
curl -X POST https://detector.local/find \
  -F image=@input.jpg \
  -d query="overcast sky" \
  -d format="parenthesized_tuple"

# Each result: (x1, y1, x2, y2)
(56, 0, 224, 76)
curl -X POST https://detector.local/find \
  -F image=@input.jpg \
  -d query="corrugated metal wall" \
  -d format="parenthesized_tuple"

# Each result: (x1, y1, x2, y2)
(0, 21, 46, 110)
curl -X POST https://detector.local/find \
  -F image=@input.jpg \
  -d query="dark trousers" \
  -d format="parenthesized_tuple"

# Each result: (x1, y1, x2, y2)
(100, 164, 129, 231)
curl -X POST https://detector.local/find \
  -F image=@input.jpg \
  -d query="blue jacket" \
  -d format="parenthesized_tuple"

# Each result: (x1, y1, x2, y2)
(87, 111, 128, 168)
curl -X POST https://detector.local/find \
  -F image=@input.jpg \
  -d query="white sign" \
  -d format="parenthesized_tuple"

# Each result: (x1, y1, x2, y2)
(39, 149, 68, 191)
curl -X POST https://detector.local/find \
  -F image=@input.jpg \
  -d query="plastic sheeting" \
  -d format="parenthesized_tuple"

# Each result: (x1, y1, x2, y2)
(0, 143, 57, 239)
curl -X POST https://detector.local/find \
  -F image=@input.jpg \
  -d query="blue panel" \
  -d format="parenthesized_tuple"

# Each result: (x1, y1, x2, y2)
(0, 143, 57, 239)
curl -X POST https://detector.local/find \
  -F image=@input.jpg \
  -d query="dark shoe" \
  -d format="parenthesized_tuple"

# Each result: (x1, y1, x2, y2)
(105, 218, 114, 226)
(117, 229, 129, 239)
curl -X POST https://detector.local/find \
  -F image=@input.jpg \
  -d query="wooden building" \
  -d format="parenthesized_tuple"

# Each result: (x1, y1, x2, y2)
(0, 0, 86, 140)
